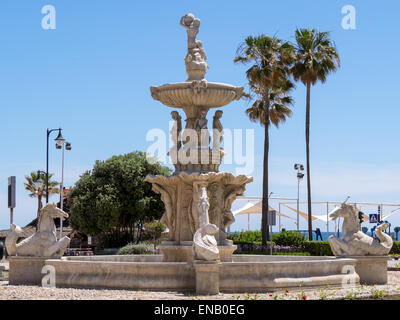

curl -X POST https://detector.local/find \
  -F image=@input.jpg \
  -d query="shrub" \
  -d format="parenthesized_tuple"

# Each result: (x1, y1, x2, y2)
(390, 241, 400, 255)
(97, 231, 134, 249)
(94, 248, 119, 255)
(302, 241, 333, 256)
(228, 230, 262, 244)
(273, 231, 306, 247)
(273, 252, 310, 256)
(144, 221, 166, 249)
(117, 242, 154, 255)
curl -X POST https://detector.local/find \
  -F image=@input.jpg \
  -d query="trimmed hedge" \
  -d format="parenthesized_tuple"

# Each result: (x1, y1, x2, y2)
(390, 241, 400, 255)
(229, 230, 400, 256)
(302, 241, 333, 256)
(228, 230, 262, 244)
(117, 242, 154, 255)
(274, 231, 306, 247)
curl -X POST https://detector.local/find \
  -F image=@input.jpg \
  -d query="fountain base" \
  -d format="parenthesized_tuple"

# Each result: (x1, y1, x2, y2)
(159, 240, 237, 262)
(41, 255, 362, 293)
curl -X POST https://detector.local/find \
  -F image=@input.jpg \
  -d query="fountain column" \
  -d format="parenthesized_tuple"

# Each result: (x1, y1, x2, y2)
(146, 13, 253, 262)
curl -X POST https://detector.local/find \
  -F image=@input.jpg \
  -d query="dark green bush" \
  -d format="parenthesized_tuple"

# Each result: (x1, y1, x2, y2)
(390, 241, 400, 254)
(117, 242, 154, 255)
(273, 252, 310, 256)
(273, 231, 306, 247)
(302, 241, 333, 256)
(228, 230, 262, 244)
(97, 231, 134, 249)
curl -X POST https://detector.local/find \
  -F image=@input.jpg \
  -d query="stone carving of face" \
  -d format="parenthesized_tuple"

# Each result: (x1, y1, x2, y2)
(171, 111, 179, 120)
(215, 110, 223, 118)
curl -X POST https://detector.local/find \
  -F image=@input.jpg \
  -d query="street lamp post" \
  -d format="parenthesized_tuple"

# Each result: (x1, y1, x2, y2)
(46, 128, 64, 203)
(294, 164, 304, 232)
(46, 128, 70, 239)
(56, 139, 71, 239)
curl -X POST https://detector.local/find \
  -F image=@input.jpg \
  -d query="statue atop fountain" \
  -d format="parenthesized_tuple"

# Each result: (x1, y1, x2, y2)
(180, 13, 209, 81)
(146, 14, 252, 262)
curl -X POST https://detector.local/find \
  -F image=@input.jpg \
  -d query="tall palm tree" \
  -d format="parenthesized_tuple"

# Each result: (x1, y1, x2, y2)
(291, 28, 340, 240)
(234, 35, 295, 245)
(24, 171, 59, 224)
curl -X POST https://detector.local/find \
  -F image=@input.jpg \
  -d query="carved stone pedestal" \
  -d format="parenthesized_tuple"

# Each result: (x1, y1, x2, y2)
(146, 172, 252, 263)
(9, 256, 47, 286)
(159, 241, 237, 262)
(193, 260, 222, 295)
(347, 256, 390, 285)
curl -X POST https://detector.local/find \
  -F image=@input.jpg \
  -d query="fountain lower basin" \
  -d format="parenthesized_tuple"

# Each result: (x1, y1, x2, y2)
(38, 255, 360, 293)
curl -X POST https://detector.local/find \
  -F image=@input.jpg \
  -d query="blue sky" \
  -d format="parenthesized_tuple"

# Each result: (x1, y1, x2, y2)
(0, 0, 400, 233)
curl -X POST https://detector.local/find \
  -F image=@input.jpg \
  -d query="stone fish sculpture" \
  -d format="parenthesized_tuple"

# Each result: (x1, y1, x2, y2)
(193, 186, 220, 261)
(6, 203, 70, 258)
(328, 203, 393, 256)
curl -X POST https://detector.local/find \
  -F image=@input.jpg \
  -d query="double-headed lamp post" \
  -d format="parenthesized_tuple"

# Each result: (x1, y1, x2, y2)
(46, 128, 70, 238)
(46, 128, 64, 203)
(294, 164, 304, 231)
(55, 134, 71, 239)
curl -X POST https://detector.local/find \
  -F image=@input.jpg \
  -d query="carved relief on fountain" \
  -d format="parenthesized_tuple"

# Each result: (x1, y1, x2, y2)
(145, 172, 252, 243)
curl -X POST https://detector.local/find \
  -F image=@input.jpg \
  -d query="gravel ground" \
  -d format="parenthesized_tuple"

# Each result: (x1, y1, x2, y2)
(1, 272, 400, 300)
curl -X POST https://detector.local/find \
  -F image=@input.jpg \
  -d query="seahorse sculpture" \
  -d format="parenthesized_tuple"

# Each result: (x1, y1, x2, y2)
(6, 203, 70, 258)
(193, 186, 220, 261)
(328, 203, 393, 256)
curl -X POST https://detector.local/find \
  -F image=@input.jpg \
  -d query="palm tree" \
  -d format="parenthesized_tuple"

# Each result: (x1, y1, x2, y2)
(234, 35, 295, 245)
(24, 171, 60, 224)
(394, 227, 400, 241)
(291, 28, 340, 240)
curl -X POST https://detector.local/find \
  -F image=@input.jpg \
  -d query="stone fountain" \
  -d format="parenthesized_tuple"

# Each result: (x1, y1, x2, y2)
(146, 13, 252, 264)
(9, 13, 380, 295)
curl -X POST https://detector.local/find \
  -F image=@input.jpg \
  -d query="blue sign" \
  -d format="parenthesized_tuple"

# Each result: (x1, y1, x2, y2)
(369, 214, 379, 223)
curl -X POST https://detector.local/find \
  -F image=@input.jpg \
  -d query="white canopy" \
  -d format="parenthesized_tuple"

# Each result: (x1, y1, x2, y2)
(382, 208, 400, 220)
(283, 205, 369, 223)
(232, 201, 294, 220)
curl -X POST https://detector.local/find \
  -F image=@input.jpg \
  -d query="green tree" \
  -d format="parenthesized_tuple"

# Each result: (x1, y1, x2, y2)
(24, 171, 59, 222)
(68, 151, 170, 240)
(394, 227, 400, 241)
(291, 28, 340, 240)
(234, 35, 295, 245)
(144, 221, 166, 250)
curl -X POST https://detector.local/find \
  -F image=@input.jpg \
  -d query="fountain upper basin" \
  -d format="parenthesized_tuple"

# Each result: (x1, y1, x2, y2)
(150, 81, 244, 110)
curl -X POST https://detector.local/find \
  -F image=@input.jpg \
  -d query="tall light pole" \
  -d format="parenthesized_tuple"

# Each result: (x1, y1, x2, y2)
(46, 128, 64, 203)
(294, 164, 304, 231)
(56, 138, 71, 239)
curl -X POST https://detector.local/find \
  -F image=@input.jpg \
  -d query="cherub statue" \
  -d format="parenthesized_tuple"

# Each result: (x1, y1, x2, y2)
(170, 111, 182, 150)
(194, 110, 210, 149)
(180, 13, 208, 81)
(194, 110, 208, 131)
(212, 110, 223, 151)
(195, 40, 207, 62)
(180, 13, 200, 49)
